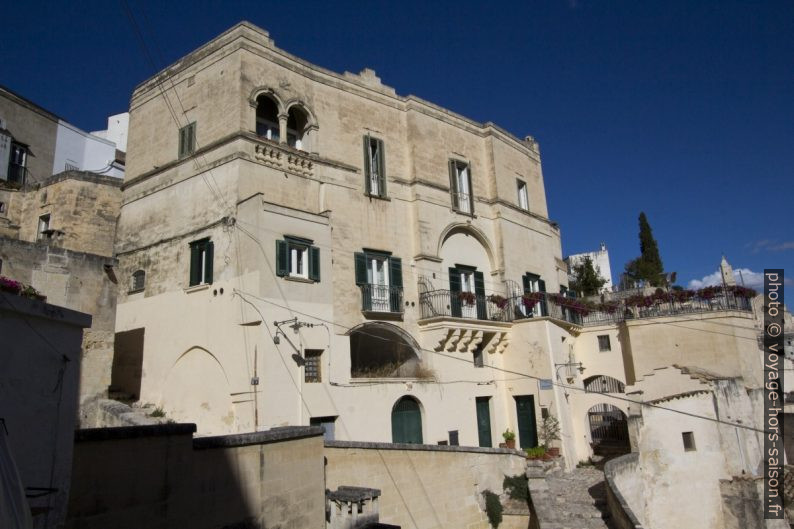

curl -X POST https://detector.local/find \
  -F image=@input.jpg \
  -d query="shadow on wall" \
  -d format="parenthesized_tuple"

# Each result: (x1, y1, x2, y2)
(64, 425, 326, 529)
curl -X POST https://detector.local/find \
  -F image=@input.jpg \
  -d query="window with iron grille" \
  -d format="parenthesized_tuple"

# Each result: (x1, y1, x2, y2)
(131, 270, 145, 292)
(682, 431, 696, 451)
(597, 335, 611, 352)
(304, 349, 322, 383)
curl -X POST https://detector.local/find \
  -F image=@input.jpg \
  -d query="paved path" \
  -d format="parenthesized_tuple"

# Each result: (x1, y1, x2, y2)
(528, 463, 616, 529)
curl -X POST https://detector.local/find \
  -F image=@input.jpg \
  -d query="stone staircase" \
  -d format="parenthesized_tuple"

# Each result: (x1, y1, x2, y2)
(527, 460, 616, 529)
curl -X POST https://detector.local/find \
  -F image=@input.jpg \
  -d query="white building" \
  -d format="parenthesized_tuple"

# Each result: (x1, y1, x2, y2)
(91, 112, 129, 153)
(565, 242, 614, 293)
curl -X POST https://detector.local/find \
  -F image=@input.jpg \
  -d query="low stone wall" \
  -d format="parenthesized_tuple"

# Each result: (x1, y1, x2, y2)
(65, 424, 326, 529)
(325, 440, 529, 529)
(604, 453, 645, 529)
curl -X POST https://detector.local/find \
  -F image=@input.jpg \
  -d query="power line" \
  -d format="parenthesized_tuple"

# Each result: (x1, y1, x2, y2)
(233, 288, 771, 435)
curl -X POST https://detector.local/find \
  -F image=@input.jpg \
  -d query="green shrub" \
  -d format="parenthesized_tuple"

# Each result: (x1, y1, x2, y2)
(525, 446, 546, 458)
(482, 490, 503, 528)
(149, 406, 166, 418)
(502, 474, 529, 502)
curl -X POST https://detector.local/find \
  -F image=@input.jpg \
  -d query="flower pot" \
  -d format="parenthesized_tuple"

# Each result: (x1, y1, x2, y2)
(505, 439, 516, 449)
(547, 447, 560, 457)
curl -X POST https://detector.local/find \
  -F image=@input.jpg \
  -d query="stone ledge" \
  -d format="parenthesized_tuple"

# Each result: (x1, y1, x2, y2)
(75, 423, 197, 442)
(326, 440, 524, 456)
(328, 486, 381, 502)
(193, 425, 324, 449)
(604, 453, 645, 529)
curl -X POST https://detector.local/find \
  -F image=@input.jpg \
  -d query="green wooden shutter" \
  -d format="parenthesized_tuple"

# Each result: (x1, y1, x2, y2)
(377, 138, 386, 197)
(178, 127, 186, 159)
(363, 135, 371, 194)
(522, 274, 531, 294)
(205, 240, 214, 284)
(276, 240, 288, 277)
(538, 279, 547, 316)
(474, 271, 486, 320)
(448, 160, 459, 210)
(389, 257, 402, 312)
(476, 397, 493, 448)
(466, 163, 474, 214)
(189, 242, 201, 286)
(308, 246, 320, 282)
(449, 267, 461, 317)
(354, 252, 368, 285)
(189, 123, 196, 154)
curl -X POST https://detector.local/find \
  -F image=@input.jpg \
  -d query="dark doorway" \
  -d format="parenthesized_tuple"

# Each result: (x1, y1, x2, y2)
(110, 328, 145, 400)
(476, 397, 492, 447)
(391, 396, 423, 444)
(588, 403, 630, 456)
(514, 395, 538, 448)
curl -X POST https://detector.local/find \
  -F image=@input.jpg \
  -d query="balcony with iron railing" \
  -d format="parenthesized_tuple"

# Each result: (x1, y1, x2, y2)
(359, 284, 404, 317)
(418, 289, 519, 322)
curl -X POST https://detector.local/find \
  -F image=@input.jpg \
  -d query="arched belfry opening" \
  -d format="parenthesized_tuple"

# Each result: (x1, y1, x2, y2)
(286, 105, 309, 150)
(256, 94, 280, 141)
(349, 323, 424, 378)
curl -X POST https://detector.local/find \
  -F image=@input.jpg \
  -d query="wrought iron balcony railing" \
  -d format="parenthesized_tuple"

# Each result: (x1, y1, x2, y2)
(360, 284, 404, 314)
(418, 290, 516, 322)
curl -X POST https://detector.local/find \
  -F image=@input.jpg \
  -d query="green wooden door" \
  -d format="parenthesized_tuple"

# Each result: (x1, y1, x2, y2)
(392, 397, 423, 444)
(476, 397, 492, 447)
(514, 395, 538, 448)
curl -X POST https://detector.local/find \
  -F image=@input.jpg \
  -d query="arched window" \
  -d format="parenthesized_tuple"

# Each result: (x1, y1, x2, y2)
(131, 270, 145, 292)
(349, 323, 421, 378)
(286, 106, 309, 150)
(256, 95, 280, 141)
(392, 396, 423, 444)
(583, 375, 625, 394)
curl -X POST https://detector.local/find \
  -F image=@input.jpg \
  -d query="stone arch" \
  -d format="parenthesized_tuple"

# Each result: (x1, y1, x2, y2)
(437, 223, 497, 273)
(583, 375, 626, 394)
(586, 403, 630, 456)
(249, 87, 285, 113)
(391, 395, 424, 444)
(348, 322, 422, 378)
(284, 99, 318, 152)
(160, 346, 234, 435)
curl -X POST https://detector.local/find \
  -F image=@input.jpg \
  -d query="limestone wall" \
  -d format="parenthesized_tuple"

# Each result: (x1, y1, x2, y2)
(65, 425, 326, 529)
(325, 440, 529, 529)
(604, 453, 645, 529)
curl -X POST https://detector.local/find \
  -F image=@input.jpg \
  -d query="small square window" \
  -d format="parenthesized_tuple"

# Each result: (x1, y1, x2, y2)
(682, 431, 696, 451)
(517, 179, 528, 210)
(304, 350, 322, 383)
(598, 335, 611, 352)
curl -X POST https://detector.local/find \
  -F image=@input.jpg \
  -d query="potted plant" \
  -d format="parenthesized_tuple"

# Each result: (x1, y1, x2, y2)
(502, 428, 516, 449)
(539, 415, 561, 457)
(458, 291, 476, 306)
(21, 285, 47, 302)
(487, 294, 508, 309)
(525, 446, 547, 460)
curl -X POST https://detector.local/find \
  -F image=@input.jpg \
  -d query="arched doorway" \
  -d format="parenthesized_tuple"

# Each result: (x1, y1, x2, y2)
(391, 396, 423, 444)
(587, 403, 630, 456)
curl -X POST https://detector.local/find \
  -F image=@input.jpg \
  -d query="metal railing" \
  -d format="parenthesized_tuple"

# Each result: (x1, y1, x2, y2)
(418, 290, 515, 322)
(360, 284, 404, 314)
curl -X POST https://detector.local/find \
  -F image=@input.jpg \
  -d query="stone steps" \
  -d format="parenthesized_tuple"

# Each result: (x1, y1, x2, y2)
(526, 462, 616, 529)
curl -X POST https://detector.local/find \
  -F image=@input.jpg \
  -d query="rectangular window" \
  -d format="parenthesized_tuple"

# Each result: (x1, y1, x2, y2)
(598, 335, 611, 352)
(355, 251, 403, 313)
(449, 266, 486, 320)
(448, 159, 473, 214)
(517, 179, 529, 210)
(188, 238, 213, 286)
(276, 236, 320, 282)
(682, 431, 696, 451)
(37, 214, 50, 240)
(178, 122, 197, 159)
(304, 349, 322, 383)
(363, 135, 386, 198)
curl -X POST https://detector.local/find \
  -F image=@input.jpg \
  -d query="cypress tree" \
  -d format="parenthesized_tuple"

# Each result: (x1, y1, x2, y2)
(569, 256, 607, 296)
(633, 212, 665, 286)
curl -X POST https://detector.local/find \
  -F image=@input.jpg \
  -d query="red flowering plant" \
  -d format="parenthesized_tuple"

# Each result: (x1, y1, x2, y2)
(697, 286, 720, 300)
(596, 301, 621, 314)
(522, 292, 544, 311)
(487, 294, 509, 310)
(626, 294, 654, 308)
(672, 289, 695, 303)
(458, 291, 476, 306)
(0, 276, 22, 295)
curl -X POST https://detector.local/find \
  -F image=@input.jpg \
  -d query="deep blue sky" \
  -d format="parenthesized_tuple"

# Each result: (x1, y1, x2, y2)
(5, 0, 792, 293)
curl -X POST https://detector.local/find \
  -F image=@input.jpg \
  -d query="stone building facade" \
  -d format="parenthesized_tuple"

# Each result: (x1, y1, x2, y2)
(114, 21, 579, 456)
(0, 86, 125, 405)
